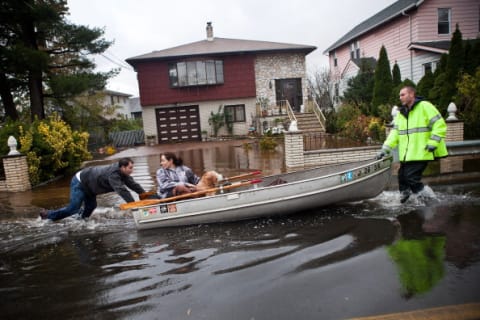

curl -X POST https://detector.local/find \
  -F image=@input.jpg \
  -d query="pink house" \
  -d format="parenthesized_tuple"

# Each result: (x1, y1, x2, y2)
(324, 0, 480, 104)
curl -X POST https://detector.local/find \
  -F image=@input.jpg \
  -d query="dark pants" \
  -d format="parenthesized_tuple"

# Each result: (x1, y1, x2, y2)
(398, 161, 428, 194)
(46, 176, 97, 221)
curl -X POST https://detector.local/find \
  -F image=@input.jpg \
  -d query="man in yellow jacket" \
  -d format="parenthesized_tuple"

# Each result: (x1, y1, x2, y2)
(377, 86, 448, 203)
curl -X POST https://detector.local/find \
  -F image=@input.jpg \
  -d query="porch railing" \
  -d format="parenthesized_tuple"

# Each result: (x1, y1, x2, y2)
(304, 99, 326, 131)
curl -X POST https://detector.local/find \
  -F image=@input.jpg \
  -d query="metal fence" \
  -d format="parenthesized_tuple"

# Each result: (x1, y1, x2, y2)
(108, 130, 145, 147)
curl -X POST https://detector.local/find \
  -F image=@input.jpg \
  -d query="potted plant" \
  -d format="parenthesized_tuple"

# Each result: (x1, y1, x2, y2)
(208, 105, 225, 138)
(201, 130, 208, 141)
(257, 97, 269, 117)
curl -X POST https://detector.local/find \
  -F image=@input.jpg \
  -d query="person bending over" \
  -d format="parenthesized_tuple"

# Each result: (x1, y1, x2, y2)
(40, 157, 147, 220)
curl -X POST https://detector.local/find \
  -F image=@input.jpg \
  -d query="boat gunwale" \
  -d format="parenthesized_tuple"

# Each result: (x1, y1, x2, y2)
(134, 157, 391, 209)
(135, 165, 391, 225)
(133, 158, 392, 226)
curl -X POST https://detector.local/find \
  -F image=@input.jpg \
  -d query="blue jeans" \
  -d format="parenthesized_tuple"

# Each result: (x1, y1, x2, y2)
(47, 176, 97, 221)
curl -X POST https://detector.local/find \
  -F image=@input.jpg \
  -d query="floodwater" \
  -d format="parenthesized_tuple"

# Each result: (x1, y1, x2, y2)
(1, 139, 480, 319)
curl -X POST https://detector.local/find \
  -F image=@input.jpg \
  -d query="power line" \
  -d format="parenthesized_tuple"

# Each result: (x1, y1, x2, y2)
(100, 52, 133, 71)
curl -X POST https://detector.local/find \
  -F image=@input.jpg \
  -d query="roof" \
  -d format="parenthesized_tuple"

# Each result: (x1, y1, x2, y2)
(129, 97, 142, 113)
(341, 57, 377, 78)
(104, 89, 132, 97)
(126, 37, 316, 65)
(323, 0, 421, 54)
(408, 40, 450, 54)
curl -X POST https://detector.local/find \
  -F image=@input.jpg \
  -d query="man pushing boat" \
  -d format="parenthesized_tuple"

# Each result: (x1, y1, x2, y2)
(39, 157, 149, 221)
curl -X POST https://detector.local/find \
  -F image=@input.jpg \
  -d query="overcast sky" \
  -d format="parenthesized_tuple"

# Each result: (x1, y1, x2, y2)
(67, 0, 397, 97)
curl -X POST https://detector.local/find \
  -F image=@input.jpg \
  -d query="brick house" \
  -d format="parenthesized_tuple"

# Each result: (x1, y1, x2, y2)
(324, 0, 480, 104)
(126, 23, 316, 143)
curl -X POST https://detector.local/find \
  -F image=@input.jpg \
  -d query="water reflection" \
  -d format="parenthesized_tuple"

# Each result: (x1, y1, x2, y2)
(137, 212, 397, 277)
(388, 236, 445, 297)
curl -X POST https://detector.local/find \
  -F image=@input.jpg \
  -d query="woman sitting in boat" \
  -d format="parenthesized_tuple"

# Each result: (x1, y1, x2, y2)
(156, 152, 200, 198)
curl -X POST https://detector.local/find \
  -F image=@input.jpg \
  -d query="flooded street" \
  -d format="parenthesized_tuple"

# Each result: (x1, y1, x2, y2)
(1, 140, 480, 319)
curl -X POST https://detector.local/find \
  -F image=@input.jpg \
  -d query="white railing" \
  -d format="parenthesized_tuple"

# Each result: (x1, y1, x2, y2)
(305, 99, 326, 131)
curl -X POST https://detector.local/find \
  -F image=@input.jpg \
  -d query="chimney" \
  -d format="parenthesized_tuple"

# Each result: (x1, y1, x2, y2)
(206, 22, 213, 41)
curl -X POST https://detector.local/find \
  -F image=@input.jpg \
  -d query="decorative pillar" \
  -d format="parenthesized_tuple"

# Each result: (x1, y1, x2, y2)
(1, 136, 32, 192)
(444, 102, 464, 142)
(284, 126, 304, 169)
(442, 102, 464, 174)
(3, 155, 32, 191)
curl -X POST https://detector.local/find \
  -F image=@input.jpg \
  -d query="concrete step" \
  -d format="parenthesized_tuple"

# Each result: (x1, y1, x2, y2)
(295, 112, 325, 132)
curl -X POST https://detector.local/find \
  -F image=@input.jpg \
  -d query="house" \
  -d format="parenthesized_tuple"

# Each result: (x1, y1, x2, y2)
(126, 22, 316, 143)
(324, 0, 480, 104)
(128, 97, 142, 120)
(101, 90, 132, 119)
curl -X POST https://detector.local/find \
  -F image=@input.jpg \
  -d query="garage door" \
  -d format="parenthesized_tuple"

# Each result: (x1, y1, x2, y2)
(156, 105, 201, 143)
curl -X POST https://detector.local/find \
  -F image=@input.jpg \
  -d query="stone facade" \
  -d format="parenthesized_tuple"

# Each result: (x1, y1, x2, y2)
(254, 53, 308, 104)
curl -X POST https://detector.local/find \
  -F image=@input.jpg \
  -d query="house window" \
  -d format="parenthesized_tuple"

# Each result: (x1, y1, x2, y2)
(350, 41, 360, 59)
(438, 8, 451, 34)
(423, 62, 433, 75)
(423, 61, 439, 75)
(169, 60, 224, 87)
(333, 51, 338, 67)
(224, 104, 246, 123)
(110, 96, 114, 105)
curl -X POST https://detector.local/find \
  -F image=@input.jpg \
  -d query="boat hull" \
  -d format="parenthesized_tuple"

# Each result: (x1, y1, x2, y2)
(132, 158, 392, 229)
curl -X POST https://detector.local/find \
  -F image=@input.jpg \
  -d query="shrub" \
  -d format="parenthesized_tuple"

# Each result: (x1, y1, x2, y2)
(259, 135, 278, 151)
(0, 114, 92, 185)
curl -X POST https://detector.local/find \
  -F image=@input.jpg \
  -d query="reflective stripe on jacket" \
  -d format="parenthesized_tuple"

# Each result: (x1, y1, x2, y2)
(382, 99, 448, 162)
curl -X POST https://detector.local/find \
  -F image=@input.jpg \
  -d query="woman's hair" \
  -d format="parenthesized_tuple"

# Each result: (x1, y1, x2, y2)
(162, 152, 183, 166)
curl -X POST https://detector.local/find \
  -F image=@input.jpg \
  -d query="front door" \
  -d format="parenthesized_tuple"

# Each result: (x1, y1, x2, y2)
(156, 105, 201, 143)
(275, 78, 303, 112)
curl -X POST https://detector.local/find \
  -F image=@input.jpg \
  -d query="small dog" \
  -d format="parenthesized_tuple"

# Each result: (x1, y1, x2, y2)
(196, 170, 223, 196)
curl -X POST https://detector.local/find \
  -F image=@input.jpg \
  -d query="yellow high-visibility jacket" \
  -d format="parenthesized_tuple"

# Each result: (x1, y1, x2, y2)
(382, 99, 448, 162)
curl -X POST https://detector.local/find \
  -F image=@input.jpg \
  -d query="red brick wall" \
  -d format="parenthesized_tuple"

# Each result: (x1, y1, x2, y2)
(136, 55, 257, 106)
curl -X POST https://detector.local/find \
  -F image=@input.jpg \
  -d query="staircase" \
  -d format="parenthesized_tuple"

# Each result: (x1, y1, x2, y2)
(294, 112, 326, 133)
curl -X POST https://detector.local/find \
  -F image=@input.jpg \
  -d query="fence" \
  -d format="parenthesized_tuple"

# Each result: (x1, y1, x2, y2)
(108, 130, 145, 147)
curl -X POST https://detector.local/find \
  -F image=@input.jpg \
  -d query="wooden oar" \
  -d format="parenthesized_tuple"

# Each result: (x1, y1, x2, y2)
(120, 179, 262, 210)
(220, 170, 262, 182)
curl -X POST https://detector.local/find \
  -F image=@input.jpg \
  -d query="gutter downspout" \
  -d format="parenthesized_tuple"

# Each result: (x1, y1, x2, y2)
(402, 10, 413, 80)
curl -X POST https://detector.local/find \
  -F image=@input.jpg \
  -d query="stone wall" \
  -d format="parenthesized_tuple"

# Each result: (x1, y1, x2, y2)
(284, 120, 465, 169)
(284, 131, 378, 169)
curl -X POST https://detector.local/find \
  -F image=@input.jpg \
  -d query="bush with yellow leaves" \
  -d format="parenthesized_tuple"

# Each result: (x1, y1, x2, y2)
(9, 114, 92, 185)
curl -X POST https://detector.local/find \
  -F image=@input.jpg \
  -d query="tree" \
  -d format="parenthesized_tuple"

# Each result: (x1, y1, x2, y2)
(428, 54, 448, 105)
(371, 45, 393, 114)
(392, 62, 401, 86)
(417, 70, 435, 99)
(0, 0, 114, 122)
(438, 24, 464, 112)
(307, 67, 333, 110)
(390, 62, 402, 104)
(464, 39, 480, 75)
(457, 68, 480, 139)
(342, 58, 375, 110)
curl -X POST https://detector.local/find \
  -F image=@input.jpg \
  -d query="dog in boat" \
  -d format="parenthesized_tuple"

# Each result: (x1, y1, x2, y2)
(172, 170, 223, 197)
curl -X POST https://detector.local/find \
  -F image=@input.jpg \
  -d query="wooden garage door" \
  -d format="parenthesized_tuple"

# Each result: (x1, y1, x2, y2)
(156, 105, 201, 143)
